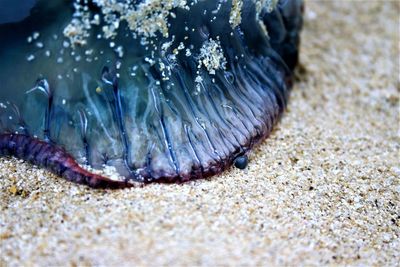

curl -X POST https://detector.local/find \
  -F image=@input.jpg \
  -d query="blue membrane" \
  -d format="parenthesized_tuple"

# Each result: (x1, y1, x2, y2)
(0, 0, 303, 184)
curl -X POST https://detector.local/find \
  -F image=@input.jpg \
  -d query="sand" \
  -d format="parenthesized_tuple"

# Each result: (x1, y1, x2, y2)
(1, 1, 399, 266)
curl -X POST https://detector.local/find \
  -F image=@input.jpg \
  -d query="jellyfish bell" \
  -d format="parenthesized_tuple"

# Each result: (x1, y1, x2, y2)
(0, 0, 303, 188)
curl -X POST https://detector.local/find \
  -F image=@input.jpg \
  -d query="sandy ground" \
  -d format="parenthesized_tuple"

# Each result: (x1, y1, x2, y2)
(1, 1, 399, 266)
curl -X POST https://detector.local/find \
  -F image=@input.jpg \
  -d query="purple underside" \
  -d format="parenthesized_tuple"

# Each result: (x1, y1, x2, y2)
(0, 133, 130, 189)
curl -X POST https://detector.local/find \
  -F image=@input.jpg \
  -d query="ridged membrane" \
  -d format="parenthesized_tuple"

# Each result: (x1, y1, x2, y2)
(0, 0, 303, 184)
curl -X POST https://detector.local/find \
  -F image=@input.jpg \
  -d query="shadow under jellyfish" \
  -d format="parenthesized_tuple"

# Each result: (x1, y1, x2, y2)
(0, 0, 303, 188)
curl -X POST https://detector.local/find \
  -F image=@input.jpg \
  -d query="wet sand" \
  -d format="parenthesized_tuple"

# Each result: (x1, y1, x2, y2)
(1, 1, 399, 266)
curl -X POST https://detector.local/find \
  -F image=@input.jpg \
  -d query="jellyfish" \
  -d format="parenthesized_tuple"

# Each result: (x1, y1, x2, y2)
(0, 0, 303, 188)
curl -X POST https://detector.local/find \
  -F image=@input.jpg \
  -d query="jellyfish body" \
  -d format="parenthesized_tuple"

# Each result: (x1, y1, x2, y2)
(0, 0, 303, 187)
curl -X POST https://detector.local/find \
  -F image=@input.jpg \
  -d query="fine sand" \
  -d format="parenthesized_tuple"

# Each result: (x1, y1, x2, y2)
(1, 1, 399, 266)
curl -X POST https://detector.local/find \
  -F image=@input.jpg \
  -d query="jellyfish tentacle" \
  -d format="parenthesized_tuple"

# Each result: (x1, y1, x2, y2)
(149, 82, 181, 178)
(229, 62, 273, 137)
(183, 58, 241, 156)
(174, 68, 224, 163)
(184, 124, 204, 178)
(77, 109, 91, 166)
(27, 78, 53, 142)
(147, 65, 184, 178)
(102, 66, 139, 181)
(6, 103, 29, 135)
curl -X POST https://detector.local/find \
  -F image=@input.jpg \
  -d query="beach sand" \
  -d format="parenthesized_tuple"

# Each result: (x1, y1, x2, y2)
(1, 1, 399, 266)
